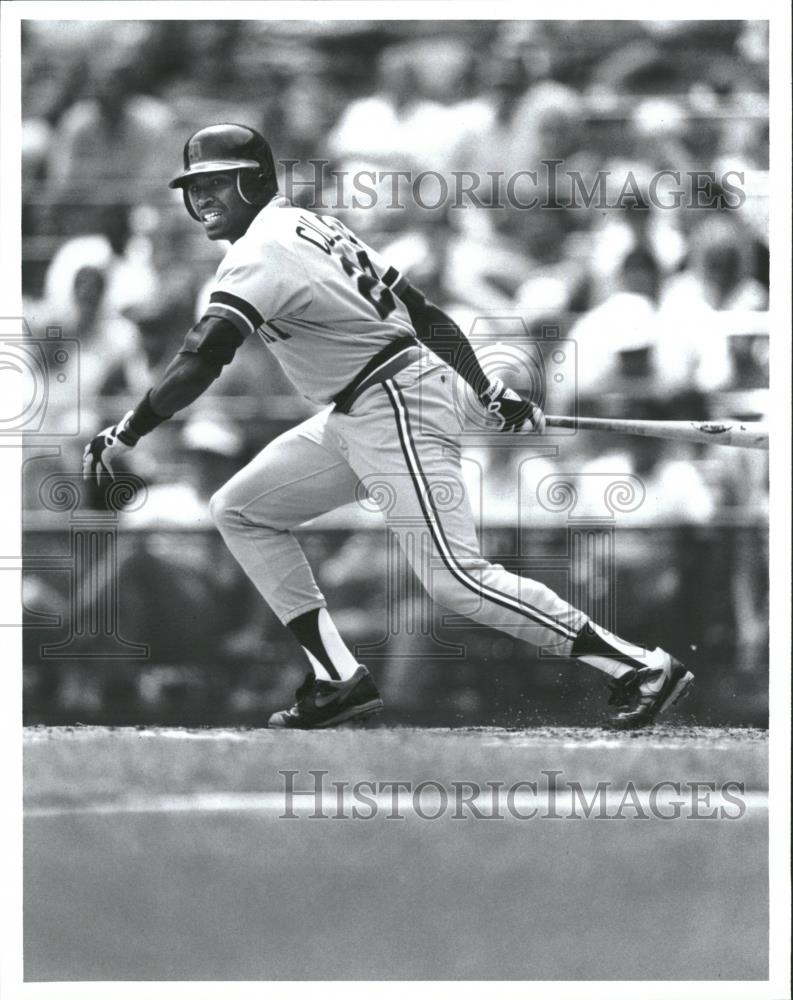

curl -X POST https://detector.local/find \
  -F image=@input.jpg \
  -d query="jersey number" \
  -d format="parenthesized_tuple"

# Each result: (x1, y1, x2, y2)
(340, 249, 396, 321)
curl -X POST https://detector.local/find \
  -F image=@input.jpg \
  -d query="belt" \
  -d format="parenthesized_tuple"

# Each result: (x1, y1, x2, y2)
(332, 337, 423, 414)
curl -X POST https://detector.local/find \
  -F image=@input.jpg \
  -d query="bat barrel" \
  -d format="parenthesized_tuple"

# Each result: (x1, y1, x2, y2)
(545, 416, 768, 450)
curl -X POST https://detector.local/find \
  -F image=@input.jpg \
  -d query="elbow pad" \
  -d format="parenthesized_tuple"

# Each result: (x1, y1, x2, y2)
(179, 315, 245, 375)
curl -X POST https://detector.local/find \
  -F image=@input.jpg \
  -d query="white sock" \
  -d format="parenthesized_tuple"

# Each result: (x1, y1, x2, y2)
(289, 608, 360, 682)
(316, 609, 359, 681)
(302, 649, 334, 681)
(578, 655, 636, 681)
(576, 622, 652, 680)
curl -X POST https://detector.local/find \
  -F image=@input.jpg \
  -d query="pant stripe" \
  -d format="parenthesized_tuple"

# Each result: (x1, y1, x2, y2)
(384, 379, 578, 641)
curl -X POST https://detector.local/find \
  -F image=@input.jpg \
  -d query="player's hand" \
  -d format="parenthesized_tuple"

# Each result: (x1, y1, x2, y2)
(479, 378, 546, 433)
(82, 411, 136, 485)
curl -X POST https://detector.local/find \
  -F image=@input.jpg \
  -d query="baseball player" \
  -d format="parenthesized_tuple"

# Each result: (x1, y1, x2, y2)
(83, 124, 693, 730)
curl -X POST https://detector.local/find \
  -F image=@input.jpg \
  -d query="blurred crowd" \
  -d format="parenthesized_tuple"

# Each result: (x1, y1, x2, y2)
(22, 18, 769, 528)
(20, 20, 770, 721)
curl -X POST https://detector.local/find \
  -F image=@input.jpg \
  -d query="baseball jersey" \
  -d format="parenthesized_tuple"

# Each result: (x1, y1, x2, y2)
(203, 196, 417, 403)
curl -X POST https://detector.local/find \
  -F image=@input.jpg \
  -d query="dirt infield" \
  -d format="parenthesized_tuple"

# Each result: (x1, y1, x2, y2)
(24, 726, 768, 981)
(24, 724, 768, 803)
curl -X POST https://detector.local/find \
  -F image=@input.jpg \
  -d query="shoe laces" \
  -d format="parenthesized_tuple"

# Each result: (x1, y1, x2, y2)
(294, 672, 338, 706)
(608, 671, 638, 707)
(294, 672, 318, 703)
(635, 666, 665, 701)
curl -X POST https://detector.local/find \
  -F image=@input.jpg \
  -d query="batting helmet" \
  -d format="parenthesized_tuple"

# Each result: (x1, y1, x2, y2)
(168, 123, 277, 220)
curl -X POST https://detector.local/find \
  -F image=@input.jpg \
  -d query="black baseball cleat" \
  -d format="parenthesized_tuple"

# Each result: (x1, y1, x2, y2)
(268, 665, 384, 729)
(607, 649, 694, 730)
(607, 669, 639, 710)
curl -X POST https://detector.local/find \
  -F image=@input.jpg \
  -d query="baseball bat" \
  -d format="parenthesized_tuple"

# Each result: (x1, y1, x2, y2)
(544, 415, 768, 450)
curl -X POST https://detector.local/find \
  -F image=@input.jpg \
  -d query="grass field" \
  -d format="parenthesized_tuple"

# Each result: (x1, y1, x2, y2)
(24, 725, 768, 982)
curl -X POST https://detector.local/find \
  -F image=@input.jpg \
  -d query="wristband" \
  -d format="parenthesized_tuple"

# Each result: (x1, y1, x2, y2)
(118, 390, 169, 445)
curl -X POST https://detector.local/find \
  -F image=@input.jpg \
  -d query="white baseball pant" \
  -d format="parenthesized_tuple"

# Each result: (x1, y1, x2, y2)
(209, 356, 588, 654)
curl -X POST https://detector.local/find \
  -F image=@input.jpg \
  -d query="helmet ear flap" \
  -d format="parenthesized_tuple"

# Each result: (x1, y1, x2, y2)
(236, 171, 253, 206)
(180, 171, 270, 220)
(183, 188, 199, 220)
(237, 169, 274, 207)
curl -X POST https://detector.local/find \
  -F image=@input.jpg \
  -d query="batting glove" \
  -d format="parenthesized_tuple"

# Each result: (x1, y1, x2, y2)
(82, 411, 137, 485)
(479, 378, 546, 433)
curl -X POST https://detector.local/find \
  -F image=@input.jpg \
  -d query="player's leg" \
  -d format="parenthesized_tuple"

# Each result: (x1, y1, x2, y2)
(343, 372, 586, 650)
(209, 408, 355, 634)
(208, 408, 383, 724)
(340, 366, 692, 726)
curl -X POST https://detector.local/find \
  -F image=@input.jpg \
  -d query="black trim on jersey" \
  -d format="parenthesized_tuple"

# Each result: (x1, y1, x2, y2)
(383, 379, 578, 641)
(209, 290, 265, 331)
(266, 318, 292, 341)
(332, 336, 418, 413)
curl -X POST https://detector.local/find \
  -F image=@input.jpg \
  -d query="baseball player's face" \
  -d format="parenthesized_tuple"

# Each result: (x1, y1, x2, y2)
(187, 172, 259, 243)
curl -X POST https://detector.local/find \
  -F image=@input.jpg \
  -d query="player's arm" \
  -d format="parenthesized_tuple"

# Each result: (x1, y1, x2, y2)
(82, 316, 244, 483)
(394, 280, 545, 434)
(149, 315, 245, 414)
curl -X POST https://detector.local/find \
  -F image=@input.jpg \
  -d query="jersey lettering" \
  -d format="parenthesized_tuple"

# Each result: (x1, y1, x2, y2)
(296, 214, 396, 320)
(207, 197, 415, 403)
(296, 222, 333, 254)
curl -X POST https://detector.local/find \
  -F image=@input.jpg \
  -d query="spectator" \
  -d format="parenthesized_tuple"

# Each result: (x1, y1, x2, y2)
(98, 300, 182, 399)
(47, 52, 174, 215)
(575, 433, 716, 526)
(452, 53, 533, 182)
(157, 23, 270, 136)
(30, 237, 140, 405)
(586, 165, 687, 304)
(327, 47, 431, 169)
(328, 39, 483, 176)
(567, 245, 669, 401)
(662, 215, 768, 312)
(443, 209, 535, 309)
